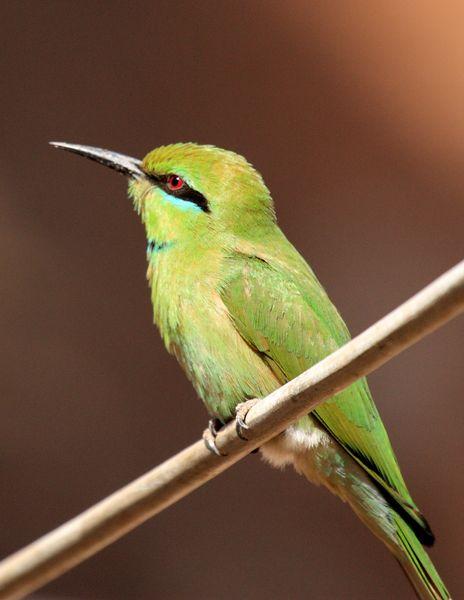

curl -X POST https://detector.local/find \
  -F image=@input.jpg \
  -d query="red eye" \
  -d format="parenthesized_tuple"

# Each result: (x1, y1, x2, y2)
(166, 174, 185, 191)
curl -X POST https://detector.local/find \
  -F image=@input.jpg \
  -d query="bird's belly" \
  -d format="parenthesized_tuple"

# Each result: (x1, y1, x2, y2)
(166, 295, 328, 462)
(152, 266, 328, 444)
(261, 416, 332, 484)
(158, 286, 331, 473)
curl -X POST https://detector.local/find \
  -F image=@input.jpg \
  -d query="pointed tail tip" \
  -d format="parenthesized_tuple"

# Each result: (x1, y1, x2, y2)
(395, 515, 450, 600)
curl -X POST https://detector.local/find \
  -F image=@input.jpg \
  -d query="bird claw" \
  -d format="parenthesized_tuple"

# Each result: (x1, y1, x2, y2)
(203, 418, 227, 457)
(203, 403, 259, 455)
(235, 399, 258, 441)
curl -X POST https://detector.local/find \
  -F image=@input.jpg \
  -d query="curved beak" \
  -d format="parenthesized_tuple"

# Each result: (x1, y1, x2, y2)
(49, 142, 143, 179)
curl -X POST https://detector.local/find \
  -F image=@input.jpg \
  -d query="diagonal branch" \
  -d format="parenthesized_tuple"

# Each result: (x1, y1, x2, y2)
(0, 260, 463, 600)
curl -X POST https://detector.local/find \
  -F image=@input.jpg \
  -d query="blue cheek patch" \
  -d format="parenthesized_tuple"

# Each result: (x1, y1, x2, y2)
(158, 189, 203, 213)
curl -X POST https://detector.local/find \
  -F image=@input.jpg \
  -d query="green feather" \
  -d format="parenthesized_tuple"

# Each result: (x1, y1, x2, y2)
(395, 515, 450, 599)
(220, 250, 432, 540)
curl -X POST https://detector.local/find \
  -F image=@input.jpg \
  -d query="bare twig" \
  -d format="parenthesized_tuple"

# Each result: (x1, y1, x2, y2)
(0, 260, 463, 599)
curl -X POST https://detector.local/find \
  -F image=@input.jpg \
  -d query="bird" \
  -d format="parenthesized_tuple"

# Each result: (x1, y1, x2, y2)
(51, 141, 449, 599)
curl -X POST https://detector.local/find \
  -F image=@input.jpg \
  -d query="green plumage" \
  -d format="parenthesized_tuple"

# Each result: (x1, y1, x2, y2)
(221, 252, 432, 543)
(101, 141, 448, 598)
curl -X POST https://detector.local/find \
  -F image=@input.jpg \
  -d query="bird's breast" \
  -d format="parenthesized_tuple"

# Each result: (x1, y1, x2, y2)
(147, 251, 280, 420)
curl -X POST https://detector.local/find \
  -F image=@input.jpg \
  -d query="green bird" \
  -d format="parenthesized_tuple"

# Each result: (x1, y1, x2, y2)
(51, 141, 449, 599)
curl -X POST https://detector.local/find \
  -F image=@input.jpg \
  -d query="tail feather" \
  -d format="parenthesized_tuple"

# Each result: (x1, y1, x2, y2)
(261, 434, 451, 599)
(394, 515, 450, 600)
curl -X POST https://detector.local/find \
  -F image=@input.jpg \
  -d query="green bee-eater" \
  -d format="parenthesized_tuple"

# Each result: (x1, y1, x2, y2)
(51, 141, 449, 599)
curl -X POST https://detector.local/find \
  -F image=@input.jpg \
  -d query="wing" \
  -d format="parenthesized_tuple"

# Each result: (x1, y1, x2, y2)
(221, 252, 433, 544)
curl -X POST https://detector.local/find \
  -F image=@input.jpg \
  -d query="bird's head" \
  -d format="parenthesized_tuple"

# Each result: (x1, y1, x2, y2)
(50, 142, 275, 249)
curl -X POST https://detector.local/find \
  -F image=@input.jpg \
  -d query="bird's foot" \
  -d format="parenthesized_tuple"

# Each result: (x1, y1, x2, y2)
(203, 417, 227, 457)
(235, 399, 259, 441)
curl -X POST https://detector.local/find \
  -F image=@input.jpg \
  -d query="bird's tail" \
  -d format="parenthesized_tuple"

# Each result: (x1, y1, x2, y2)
(286, 444, 451, 600)
(338, 468, 450, 600)
(342, 473, 450, 600)
(393, 514, 450, 600)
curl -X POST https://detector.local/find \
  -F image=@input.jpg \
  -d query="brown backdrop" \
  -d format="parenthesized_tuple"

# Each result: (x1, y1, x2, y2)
(1, 2, 462, 598)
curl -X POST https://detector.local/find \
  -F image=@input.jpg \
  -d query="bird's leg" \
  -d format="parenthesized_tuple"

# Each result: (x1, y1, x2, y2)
(202, 417, 227, 457)
(235, 399, 259, 441)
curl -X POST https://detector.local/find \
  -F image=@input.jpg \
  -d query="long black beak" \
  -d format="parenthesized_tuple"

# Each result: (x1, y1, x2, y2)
(49, 142, 143, 178)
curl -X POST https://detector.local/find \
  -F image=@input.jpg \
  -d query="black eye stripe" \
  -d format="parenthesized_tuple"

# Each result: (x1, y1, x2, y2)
(145, 172, 210, 213)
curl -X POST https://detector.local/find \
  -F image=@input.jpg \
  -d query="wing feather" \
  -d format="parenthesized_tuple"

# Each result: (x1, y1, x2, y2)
(221, 252, 433, 544)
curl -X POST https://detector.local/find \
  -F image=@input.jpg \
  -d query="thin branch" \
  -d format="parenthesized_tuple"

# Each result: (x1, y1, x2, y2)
(1, 260, 463, 600)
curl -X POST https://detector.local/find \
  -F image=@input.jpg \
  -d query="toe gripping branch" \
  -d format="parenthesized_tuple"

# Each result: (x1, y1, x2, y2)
(203, 418, 227, 457)
(235, 408, 250, 440)
(203, 400, 260, 457)
(235, 399, 258, 442)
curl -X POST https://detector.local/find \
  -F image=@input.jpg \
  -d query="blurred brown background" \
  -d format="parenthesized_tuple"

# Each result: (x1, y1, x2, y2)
(1, 1, 463, 598)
